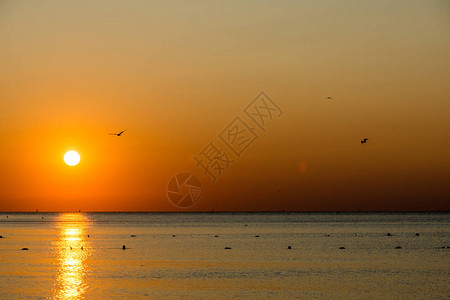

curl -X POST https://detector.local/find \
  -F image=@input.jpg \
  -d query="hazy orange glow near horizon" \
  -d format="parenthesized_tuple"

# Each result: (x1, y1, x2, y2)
(0, 0, 449, 211)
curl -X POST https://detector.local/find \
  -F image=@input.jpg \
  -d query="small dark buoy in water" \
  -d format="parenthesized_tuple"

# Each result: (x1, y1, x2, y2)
(255, 235, 260, 238)
(224, 247, 231, 249)
(386, 233, 392, 236)
(172, 235, 176, 237)
(41, 217, 44, 219)
(123, 245, 126, 250)
(395, 246, 402, 249)
(339, 247, 345, 249)
(415, 233, 419, 236)
(131, 235, 136, 237)
(22, 248, 29, 250)
(288, 246, 292, 249)
(214, 235, 219, 237)
(244, 224, 247, 226)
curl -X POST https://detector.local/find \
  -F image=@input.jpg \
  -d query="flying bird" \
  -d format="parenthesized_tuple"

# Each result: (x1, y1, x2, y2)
(109, 129, 127, 136)
(361, 138, 369, 144)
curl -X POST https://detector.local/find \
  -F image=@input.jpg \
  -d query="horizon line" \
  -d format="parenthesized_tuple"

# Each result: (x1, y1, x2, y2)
(0, 210, 448, 213)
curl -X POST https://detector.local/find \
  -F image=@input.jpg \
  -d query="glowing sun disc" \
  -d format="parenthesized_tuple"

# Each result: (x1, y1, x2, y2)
(64, 151, 80, 166)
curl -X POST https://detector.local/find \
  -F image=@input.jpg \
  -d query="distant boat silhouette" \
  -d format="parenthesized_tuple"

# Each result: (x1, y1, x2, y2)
(361, 138, 369, 144)
(109, 129, 127, 136)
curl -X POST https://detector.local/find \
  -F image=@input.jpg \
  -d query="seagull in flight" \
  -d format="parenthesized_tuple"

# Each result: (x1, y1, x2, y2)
(109, 129, 127, 136)
(361, 138, 369, 144)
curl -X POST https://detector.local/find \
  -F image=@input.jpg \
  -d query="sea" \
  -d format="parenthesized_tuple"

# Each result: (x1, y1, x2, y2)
(0, 212, 448, 299)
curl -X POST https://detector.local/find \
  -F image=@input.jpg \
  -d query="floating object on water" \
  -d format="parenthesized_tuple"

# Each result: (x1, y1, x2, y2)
(131, 235, 136, 237)
(21, 248, 28, 250)
(0, 236, 3, 238)
(288, 246, 292, 249)
(172, 235, 176, 237)
(123, 245, 126, 250)
(415, 233, 419, 236)
(395, 246, 402, 249)
(386, 233, 392, 236)
(224, 247, 231, 249)
(255, 235, 260, 238)
(339, 247, 345, 249)
(214, 235, 219, 237)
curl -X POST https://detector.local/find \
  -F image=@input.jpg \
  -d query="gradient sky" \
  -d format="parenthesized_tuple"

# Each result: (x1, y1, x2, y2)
(1, 0, 449, 211)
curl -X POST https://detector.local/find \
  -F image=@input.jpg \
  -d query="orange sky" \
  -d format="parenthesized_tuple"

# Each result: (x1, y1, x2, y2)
(1, 0, 449, 211)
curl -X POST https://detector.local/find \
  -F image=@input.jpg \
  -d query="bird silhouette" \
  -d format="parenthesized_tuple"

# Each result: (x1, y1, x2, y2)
(109, 129, 127, 136)
(361, 138, 369, 144)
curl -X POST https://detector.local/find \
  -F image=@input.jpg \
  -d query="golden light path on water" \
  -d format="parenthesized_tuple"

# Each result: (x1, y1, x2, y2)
(54, 214, 90, 299)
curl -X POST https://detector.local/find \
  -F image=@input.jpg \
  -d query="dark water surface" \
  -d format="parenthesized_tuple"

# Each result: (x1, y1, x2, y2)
(0, 212, 448, 299)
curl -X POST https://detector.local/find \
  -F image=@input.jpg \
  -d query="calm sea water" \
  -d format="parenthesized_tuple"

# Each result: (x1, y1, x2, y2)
(0, 212, 448, 299)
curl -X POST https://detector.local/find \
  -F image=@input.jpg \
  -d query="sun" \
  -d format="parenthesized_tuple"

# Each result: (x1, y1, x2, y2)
(64, 151, 80, 166)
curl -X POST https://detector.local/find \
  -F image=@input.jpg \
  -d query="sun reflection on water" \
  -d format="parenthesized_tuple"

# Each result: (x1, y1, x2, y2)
(54, 214, 90, 299)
